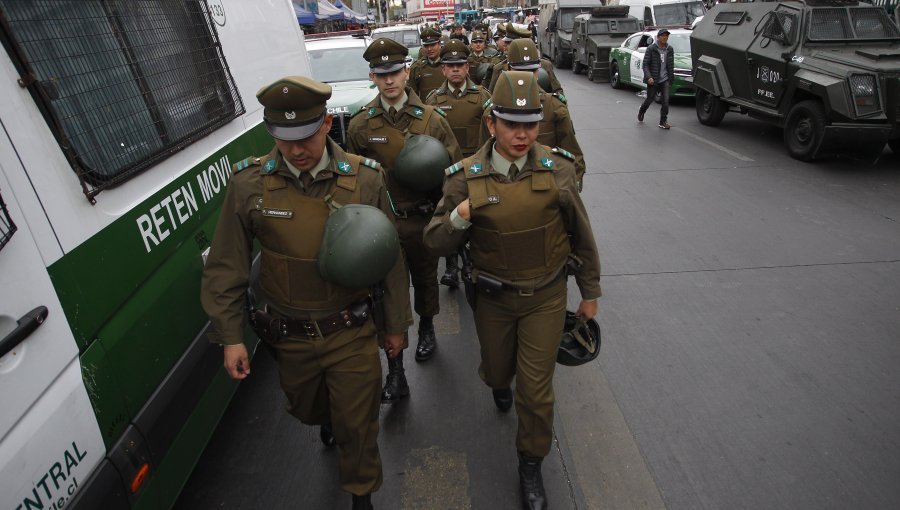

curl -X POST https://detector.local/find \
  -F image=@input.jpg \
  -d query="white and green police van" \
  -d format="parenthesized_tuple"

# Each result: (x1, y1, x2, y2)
(0, 1, 310, 508)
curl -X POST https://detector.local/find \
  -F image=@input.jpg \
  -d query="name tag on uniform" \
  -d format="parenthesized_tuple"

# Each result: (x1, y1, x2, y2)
(262, 208, 294, 218)
(368, 136, 388, 144)
(439, 105, 453, 111)
(487, 195, 500, 204)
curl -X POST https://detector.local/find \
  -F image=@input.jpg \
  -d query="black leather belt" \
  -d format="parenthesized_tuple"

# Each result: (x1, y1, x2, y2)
(394, 201, 435, 219)
(472, 268, 566, 297)
(272, 300, 371, 339)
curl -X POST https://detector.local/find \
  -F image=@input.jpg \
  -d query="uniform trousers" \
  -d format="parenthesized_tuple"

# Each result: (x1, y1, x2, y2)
(474, 278, 567, 458)
(271, 319, 383, 495)
(395, 214, 440, 320)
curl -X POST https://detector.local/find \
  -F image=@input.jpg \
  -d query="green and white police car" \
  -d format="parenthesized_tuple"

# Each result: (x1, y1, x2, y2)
(609, 27, 696, 99)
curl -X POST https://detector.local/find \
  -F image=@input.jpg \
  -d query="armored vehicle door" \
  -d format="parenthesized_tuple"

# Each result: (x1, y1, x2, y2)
(745, 3, 801, 109)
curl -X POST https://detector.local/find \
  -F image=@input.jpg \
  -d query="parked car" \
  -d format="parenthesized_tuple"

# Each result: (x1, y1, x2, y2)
(691, 0, 900, 160)
(609, 27, 696, 100)
(306, 35, 377, 148)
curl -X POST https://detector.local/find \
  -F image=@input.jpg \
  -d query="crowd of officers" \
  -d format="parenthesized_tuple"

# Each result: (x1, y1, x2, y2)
(201, 21, 598, 510)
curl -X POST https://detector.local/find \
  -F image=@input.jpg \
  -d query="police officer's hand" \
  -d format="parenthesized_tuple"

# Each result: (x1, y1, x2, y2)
(575, 299, 597, 320)
(383, 332, 404, 359)
(223, 343, 250, 380)
(456, 198, 471, 221)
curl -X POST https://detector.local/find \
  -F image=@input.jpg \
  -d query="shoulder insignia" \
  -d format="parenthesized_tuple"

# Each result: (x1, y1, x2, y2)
(552, 147, 575, 161)
(413, 107, 424, 118)
(360, 158, 380, 169)
(553, 92, 567, 104)
(483, 98, 492, 109)
(433, 106, 446, 117)
(468, 85, 480, 91)
(540, 157, 554, 169)
(469, 163, 483, 175)
(263, 159, 277, 173)
(337, 161, 352, 174)
(445, 162, 463, 176)
(368, 107, 378, 118)
(232, 157, 260, 174)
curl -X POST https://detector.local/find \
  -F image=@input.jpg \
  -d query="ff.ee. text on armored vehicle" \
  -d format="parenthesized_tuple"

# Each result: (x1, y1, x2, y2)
(691, 0, 900, 161)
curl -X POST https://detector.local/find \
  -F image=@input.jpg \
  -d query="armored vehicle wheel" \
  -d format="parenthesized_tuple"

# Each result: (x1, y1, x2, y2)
(889, 138, 900, 155)
(610, 62, 623, 89)
(696, 89, 727, 126)
(554, 49, 568, 69)
(587, 55, 596, 82)
(784, 100, 827, 162)
(573, 57, 584, 75)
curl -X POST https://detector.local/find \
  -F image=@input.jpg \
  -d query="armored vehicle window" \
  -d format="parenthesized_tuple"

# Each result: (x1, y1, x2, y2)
(762, 12, 797, 44)
(0, 0, 243, 202)
(588, 20, 610, 34)
(617, 20, 640, 33)
(560, 9, 582, 31)
(714, 11, 746, 26)
(809, 7, 900, 41)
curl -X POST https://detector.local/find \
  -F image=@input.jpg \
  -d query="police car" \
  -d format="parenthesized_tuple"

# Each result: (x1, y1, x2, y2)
(306, 34, 378, 148)
(608, 27, 696, 100)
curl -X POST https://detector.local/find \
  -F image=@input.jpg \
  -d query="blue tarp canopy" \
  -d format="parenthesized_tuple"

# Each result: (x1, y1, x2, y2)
(292, 2, 317, 25)
(334, 0, 369, 23)
(317, 0, 348, 21)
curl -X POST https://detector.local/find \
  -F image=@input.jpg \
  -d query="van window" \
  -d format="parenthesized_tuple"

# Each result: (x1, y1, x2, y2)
(0, 0, 244, 202)
(643, 7, 653, 26)
(654, 1, 706, 26)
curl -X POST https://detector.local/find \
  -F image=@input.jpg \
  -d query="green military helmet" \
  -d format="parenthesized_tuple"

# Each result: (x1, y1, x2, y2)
(490, 70, 543, 122)
(536, 67, 552, 93)
(318, 204, 400, 288)
(392, 135, 452, 191)
(557, 310, 601, 366)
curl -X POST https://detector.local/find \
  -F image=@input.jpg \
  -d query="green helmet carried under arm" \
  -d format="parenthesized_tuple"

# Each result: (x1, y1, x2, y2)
(557, 310, 602, 366)
(317, 204, 400, 288)
(392, 135, 452, 192)
(536, 67, 551, 93)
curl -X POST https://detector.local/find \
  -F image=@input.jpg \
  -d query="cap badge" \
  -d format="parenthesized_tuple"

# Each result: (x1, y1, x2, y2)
(282, 86, 289, 93)
(285, 111, 296, 120)
(337, 161, 351, 173)
(516, 98, 527, 106)
(541, 158, 554, 169)
(470, 163, 482, 174)
(452, 51, 458, 55)
(381, 55, 389, 61)
(517, 80, 524, 85)
(523, 55, 531, 61)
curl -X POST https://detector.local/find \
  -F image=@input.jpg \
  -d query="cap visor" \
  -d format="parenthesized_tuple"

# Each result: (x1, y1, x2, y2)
(509, 62, 540, 70)
(371, 61, 408, 74)
(442, 57, 468, 64)
(493, 110, 543, 123)
(266, 116, 324, 141)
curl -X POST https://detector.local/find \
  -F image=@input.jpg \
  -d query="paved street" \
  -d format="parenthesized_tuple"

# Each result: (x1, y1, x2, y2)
(176, 69, 900, 510)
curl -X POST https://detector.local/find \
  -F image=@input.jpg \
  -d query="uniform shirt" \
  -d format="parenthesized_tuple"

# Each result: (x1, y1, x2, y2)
(201, 138, 413, 345)
(424, 142, 601, 300)
(284, 149, 329, 183)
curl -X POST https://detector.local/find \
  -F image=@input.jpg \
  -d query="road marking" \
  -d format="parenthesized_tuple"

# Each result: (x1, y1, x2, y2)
(676, 127, 756, 162)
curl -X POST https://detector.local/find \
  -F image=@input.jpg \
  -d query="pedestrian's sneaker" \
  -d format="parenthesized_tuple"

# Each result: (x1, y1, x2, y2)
(658, 122, 671, 129)
(637, 110, 645, 122)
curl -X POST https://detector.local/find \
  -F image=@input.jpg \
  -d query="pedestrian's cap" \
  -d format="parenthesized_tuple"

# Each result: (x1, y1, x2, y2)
(364, 38, 409, 74)
(657, 28, 671, 36)
(503, 24, 532, 42)
(507, 39, 541, 70)
(441, 39, 470, 63)
(490, 70, 543, 123)
(256, 76, 332, 141)
(470, 30, 486, 42)
(421, 26, 442, 45)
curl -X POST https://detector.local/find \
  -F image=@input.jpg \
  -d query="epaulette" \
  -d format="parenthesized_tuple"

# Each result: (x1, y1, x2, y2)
(552, 147, 575, 161)
(468, 85, 481, 92)
(552, 92, 567, 105)
(483, 98, 492, 109)
(445, 162, 464, 176)
(232, 156, 261, 174)
(360, 158, 380, 170)
(351, 105, 368, 118)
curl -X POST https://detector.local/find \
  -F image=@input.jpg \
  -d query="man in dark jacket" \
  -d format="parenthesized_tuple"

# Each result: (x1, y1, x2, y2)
(638, 29, 675, 129)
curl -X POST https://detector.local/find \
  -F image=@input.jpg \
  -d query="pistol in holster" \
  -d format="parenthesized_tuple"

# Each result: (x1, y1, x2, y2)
(460, 243, 477, 311)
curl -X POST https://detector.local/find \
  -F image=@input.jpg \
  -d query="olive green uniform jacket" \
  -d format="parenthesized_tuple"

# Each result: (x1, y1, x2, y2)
(201, 138, 413, 345)
(409, 57, 445, 103)
(426, 78, 492, 158)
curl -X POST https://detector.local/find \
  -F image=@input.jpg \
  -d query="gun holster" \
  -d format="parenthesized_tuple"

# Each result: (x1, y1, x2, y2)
(475, 273, 504, 296)
(251, 307, 283, 344)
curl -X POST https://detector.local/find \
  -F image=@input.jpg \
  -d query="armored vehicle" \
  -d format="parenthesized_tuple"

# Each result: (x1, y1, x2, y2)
(538, 0, 603, 69)
(571, 6, 644, 82)
(691, 0, 900, 161)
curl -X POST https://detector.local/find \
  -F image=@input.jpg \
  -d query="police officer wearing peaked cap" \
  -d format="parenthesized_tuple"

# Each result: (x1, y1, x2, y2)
(349, 38, 463, 401)
(410, 26, 446, 100)
(423, 70, 602, 509)
(487, 24, 563, 94)
(201, 75, 412, 510)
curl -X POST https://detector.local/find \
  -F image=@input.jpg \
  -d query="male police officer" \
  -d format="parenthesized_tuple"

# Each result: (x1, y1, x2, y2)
(487, 24, 563, 94)
(348, 38, 463, 399)
(426, 39, 492, 288)
(409, 26, 445, 100)
(201, 76, 412, 510)
(423, 70, 601, 510)
(480, 38, 586, 188)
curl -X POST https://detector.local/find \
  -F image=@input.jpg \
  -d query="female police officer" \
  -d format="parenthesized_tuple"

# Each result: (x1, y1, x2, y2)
(423, 70, 601, 510)
(201, 76, 411, 510)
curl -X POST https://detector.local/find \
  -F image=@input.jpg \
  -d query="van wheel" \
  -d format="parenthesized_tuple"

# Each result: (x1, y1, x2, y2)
(587, 56, 596, 82)
(696, 89, 727, 126)
(784, 100, 827, 162)
(553, 49, 568, 69)
(610, 62, 623, 89)
(888, 138, 900, 155)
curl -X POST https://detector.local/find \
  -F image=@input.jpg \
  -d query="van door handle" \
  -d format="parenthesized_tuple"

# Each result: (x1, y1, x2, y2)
(0, 306, 48, 358)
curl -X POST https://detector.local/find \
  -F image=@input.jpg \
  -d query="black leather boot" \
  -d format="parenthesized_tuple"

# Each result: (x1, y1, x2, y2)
(440, 255, 460, 288)
(319, 422, 336, 447)
(381, 351, 409, 403)
(351, 493, 374, 510)
(492, 387, 513, 412)
(518, 453, 547, 510)
(415, 317, 437, 362)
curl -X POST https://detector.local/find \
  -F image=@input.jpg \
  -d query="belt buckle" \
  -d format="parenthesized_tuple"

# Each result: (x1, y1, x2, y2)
(517, 287, 535, 297)
(302, 320, 322, 338)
